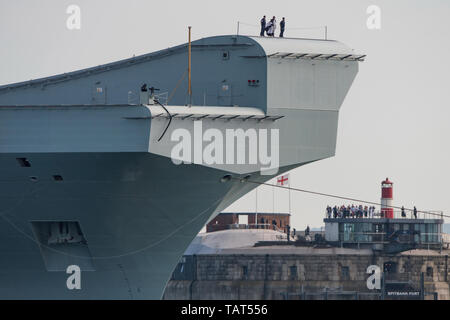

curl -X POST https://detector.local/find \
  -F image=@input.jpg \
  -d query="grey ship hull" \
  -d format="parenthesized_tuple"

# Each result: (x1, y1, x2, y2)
(0, 104, 311, 299)
(0, 152, 275, 299)
(0, 35, 361, 299)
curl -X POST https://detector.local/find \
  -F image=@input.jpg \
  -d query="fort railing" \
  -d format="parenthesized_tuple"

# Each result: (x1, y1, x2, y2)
(227, 223, 289, 233)
(227, 223, 272, 230)
(226, 223, 297, 241)
(236, 21, 329, 40)
(325, 209, 444, 220)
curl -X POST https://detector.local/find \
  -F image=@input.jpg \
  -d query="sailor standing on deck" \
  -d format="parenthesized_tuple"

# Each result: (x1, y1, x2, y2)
(271, 16, 277, 37)
(265, 18, 273, 37)
(279, 17, 285, 37)
(260, 16, 266, 36)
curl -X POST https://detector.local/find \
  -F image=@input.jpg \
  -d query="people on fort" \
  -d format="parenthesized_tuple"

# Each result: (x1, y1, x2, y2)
(326, 206, 332, 219)
(351, 205, 356, 218)
(279, 17, 285, 37)
(327, 204, 386, 219)
(368, 206, 375, 218)
(326, 204, 427, 219)
(358, 205, 363, 218)
(260, 16, 266, 36)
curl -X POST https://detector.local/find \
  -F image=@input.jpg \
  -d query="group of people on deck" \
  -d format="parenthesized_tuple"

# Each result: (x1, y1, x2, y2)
(326, 205, 377, 219)
(260, 16, 285, 37)
(327, 205, 419, 219)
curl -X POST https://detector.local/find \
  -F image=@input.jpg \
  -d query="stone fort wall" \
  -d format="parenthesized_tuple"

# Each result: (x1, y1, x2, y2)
(164, 253, 450, 300)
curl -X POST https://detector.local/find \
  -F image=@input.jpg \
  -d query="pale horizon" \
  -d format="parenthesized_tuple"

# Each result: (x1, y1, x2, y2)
(1, 0, 449, 230)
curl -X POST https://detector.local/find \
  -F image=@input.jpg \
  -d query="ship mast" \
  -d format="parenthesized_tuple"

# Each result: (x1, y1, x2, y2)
(188, 26, 192, 107)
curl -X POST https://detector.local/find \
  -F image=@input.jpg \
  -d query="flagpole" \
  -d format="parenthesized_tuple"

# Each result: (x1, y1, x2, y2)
(289, 186, 291, 216)
(272, 179, 275, 214)
(188, 26, 192, 107)
(255, 187, 258, 229)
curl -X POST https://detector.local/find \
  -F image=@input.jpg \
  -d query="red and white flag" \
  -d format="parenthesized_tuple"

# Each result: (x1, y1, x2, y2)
(276, 174, 289, 186)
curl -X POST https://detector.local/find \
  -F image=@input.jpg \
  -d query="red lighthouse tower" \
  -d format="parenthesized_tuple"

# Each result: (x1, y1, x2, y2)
(381, 178, 394, 219)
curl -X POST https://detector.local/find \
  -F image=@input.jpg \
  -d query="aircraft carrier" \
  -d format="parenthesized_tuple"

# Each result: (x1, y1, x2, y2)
(0, 35, 363, 299)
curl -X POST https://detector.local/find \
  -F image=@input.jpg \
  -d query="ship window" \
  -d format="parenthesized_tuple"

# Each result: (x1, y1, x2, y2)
(341, 266, 350, 280)
(53, 175, 63, 181)
(242, 266, 248, 279)
(289, 265, 297, 280)
(16, 158, 31, 167)
(426, 266, 433, 277)
(222, 51, 230, 60)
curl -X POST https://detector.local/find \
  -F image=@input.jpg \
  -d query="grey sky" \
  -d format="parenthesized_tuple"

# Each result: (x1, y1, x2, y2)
(1, 0, 449, 229)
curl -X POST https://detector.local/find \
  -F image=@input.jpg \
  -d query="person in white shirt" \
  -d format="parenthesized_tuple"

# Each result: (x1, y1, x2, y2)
(265, 20, 272, 36)
(272, 16, 277, 36)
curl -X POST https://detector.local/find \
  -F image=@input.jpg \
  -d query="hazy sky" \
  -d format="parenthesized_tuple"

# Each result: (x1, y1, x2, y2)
(1, 1, 449, 229)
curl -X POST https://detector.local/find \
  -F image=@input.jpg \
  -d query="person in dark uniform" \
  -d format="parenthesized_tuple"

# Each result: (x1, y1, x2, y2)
(260, 16, 266, 36)
(286, 225, 291, 242)
(279, 17, 285, 37)
(305, 225, 310, 236)
(413, 206, 417, 219)
(401, 206, 406, 218)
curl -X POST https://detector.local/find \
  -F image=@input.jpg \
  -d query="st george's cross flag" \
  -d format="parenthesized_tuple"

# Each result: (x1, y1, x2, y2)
(276, 174, 289, 186)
